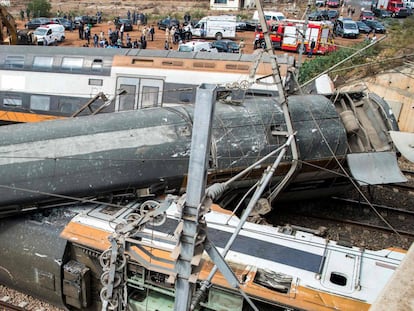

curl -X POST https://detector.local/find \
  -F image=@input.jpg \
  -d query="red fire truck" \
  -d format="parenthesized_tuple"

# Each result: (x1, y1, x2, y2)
(254, 20, 336, 55)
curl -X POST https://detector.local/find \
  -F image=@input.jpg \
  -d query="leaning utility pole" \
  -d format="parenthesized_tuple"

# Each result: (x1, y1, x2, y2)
(173, 84, 217, 311)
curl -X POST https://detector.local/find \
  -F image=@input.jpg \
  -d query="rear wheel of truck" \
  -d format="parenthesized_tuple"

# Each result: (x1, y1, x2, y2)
(215, 32, 223, 40)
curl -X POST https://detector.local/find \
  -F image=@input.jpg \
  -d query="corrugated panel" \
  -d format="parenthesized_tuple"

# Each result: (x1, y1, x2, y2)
(347, 152, 407, 185)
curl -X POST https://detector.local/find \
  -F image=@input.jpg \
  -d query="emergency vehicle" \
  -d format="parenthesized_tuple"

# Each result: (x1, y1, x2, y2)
(254, 19, 336, 55)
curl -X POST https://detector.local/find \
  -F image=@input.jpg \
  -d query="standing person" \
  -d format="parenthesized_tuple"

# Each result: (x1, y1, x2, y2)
(140, 34, 147, 49)
(120, 23, 125, 41)
(170, 26, 176, 45)
(308, 39, 316, 58)
(149, 25, 155, 41)
(78, 22, 84, 40)
(93, 33, 99, 47)
(85, 27, 91, 45)
(239, 39, 245, 54)
(165, 27, 170, 45)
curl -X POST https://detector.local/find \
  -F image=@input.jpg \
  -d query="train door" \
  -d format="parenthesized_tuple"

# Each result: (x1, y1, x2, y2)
(320, 249, 360, 294)
(115, 76, 163, 111)
(137, 78, 163, 109)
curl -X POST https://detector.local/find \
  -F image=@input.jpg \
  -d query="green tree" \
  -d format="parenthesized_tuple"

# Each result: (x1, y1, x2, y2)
(27, 0, 51, 18)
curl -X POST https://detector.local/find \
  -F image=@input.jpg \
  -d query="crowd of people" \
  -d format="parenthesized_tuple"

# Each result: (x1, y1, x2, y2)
(72, 10, 155, 49)
(163, 23, 192, 50)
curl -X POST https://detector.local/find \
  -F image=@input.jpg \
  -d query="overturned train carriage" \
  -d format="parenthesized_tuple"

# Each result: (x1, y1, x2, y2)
(0, 91, 404, 216)
(0, 200, 406, 311)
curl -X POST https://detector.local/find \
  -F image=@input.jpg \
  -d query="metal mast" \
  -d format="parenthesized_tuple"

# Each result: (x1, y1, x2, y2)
(173, 84, 217, 311)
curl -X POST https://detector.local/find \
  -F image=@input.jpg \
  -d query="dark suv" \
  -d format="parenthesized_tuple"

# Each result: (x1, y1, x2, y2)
(211, 39, 240, 53)
(74, 15, 97, 27)
(25, 17, 51, 29)
(157, 18, 179, 30)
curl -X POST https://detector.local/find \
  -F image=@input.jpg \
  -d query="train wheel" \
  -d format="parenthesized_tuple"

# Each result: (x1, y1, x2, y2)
(99, 249, 127, 271)
(100, 288, 119, 310)
(100, 270, 122, 288)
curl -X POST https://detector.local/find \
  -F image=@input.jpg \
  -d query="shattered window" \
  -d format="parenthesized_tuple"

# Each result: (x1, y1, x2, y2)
(253, 268, 292, 293)
(5, 55, 24, 69)
(3, 96, 22, 107)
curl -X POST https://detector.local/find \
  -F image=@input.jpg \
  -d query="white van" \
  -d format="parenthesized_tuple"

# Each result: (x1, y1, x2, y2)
(34, 24, 65, 45)
(252, 11, 286, 26)
(191, 15, 236, 40)
(178, 41, 218, 53)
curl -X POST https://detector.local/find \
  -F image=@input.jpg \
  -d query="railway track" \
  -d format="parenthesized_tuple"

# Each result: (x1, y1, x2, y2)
(0, 287, 63, 311)
(300, 196, 414, 237)
(0, 296, 27, 311)
(271, 168, 414, 250)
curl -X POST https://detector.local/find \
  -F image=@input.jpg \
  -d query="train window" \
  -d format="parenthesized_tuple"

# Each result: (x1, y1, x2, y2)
(132, 58, 154, 66)
(119, 84, 136, 111)
(33, 56, 53, 69)
(89, 79, 103, 86)
(193, 62, 216, 69)
(141, 86, 159, 108)
(58, 98, 82, 114)
(161, 60, 184, 67)
(5, 55, 25, 69)
(329, 272, 347, 286)
(30, 95, 50, 111)
(91, 59, 103, 72)
(3, 96, 22, 107)
(61, 57, 83, 71)
(225, 64, 250, 71)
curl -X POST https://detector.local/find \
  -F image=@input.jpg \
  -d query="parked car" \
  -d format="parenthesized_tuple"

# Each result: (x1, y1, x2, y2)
(236, 20, 258, 31)
(308, 10, 329, 21)
(362, 19, 387, 33)
(360, 10, 376, 20)
(50, 17, 75, 30)
(236, 20, 247, 31)
(321, 9, 340, 20)
(327, 0, 340, 7)
(157, 18, 179, 30)
(356, 20, 373, 33)
(178, 41, 218, 52)
(373, 8, 392, 18)
(211, 39, 240, 53)
(243, 20, 259, 31)
(74, 15, 97, 27)
(335, 18, 359, 38)
(315, 0, 326, 7)
(116, 18, 133, 31)
(34, 24, 65, 45)
(25, 17, 51, 30)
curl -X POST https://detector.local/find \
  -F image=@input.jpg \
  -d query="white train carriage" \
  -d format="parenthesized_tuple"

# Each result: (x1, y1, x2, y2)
(0, 45, 294, 124)
(55, 200, 404, 311)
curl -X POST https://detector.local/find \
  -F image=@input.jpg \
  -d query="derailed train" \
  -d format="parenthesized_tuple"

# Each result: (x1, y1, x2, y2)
(0, 198, 407, 311)
(0, 88, 408, 310)
(0, 90, 405, 216)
